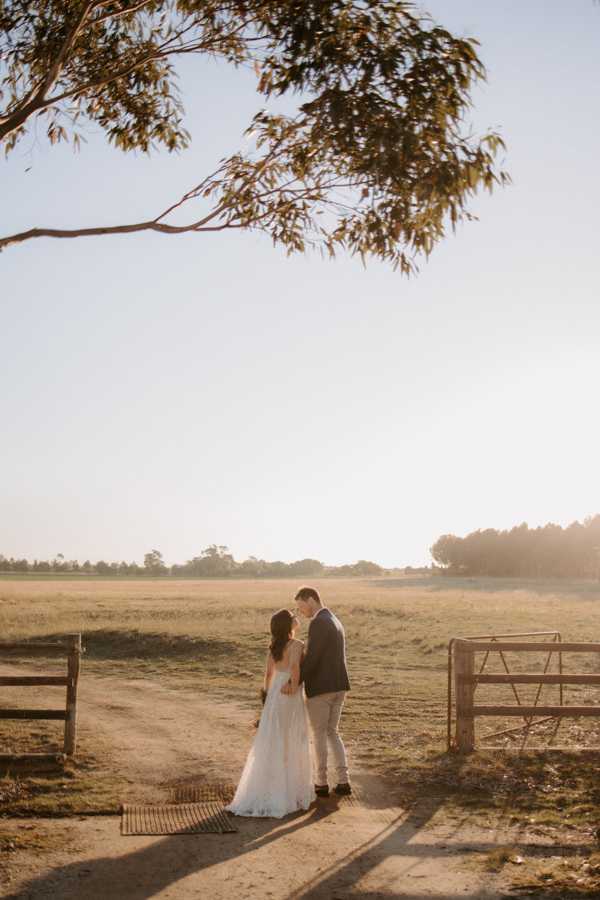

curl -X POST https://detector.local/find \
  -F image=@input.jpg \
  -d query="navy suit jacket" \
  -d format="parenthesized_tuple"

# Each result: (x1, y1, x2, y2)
(300, 607, 350, 699)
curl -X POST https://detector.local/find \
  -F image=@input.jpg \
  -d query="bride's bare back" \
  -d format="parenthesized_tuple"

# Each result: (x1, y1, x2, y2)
(273, 639, 304, 672)
(265, 639, 305, 692)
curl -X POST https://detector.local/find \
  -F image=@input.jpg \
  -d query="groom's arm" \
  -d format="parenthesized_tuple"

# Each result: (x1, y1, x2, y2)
(300, 617, 330, 683)
(288, 641, 302, 693)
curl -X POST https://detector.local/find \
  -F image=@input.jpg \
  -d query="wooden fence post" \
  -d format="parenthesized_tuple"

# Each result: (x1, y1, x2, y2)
(64, 634, 81, 757)
(455, 639, 475, 752)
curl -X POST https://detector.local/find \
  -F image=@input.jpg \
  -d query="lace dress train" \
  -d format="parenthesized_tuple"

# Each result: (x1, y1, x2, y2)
(227, 669, 315, 817)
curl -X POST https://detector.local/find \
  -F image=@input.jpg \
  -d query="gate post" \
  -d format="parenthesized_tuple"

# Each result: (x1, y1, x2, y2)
(455, 639, 475, 751)
(64, 634, 81, 756)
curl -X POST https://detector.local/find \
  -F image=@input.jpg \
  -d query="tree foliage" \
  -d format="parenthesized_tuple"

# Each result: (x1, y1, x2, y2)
(430, 517, 600, 579)
(0, 0, 508, 269)
(144, 548, 167, 573)
(0, 545, 385, 576)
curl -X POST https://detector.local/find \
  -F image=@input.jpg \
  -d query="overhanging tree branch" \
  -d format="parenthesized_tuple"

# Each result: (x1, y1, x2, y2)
(1, 0, 512, 270)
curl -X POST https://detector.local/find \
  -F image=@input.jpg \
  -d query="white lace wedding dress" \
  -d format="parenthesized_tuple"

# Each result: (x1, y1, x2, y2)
(227, 667, 315, 817)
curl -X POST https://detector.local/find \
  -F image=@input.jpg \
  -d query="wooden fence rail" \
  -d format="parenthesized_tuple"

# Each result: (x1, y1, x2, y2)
(0, 634, 82, 761)
(452, 636, 600, 751)
(446, 631, 562, 751)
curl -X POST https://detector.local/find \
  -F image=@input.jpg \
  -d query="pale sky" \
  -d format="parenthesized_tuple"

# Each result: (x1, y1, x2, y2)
(2, 0, 600, 569)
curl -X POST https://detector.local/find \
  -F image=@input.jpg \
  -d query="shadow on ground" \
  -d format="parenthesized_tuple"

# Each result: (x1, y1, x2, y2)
(29, 630, 240, 662)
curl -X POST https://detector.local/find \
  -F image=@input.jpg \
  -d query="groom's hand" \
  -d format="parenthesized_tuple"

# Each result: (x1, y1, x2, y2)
(280, 681, 293, 695)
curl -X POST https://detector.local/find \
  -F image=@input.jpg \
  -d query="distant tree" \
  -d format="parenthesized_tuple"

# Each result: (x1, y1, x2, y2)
(144, 549, 167, 575)
(185, 545, 237, 576)
(326, 564, 353, 576)
(94, 560, 112, 575)
(237, 556, 266, 577)
(120, 561, 145, 576)
(0, 0, 508, 272)
(430, 517, 600, 579)
(287, 558, 325, 577)
(266, 560, 290, 577)
(430, 534, 465, 574)
(584, 515, 600, 579)
(350, 560, 382, 576)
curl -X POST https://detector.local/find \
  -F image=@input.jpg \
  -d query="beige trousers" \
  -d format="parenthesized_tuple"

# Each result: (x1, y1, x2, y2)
(306, 691, 349, 786)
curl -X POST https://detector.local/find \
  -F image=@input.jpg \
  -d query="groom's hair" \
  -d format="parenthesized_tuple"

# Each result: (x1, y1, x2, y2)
(295, 586, 321, 605)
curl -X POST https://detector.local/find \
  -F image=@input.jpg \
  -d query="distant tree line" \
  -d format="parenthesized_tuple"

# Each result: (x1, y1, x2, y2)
(0, 546, 388, 578)
(430, 516, 600, 578)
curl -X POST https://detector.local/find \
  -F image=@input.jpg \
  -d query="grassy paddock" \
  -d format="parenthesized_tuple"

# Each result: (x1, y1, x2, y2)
(2, 575, 600, 830)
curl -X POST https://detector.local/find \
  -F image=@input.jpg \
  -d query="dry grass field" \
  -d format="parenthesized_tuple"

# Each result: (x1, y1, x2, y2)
(2, 574, 600, 833)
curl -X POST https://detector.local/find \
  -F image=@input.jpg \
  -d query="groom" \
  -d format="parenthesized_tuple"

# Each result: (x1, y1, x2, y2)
(282, 585, 351, 797)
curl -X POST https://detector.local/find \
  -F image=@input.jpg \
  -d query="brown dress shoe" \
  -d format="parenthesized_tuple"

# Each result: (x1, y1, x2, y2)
(333, 783, 352, 795)
(314, 784, 329, 797)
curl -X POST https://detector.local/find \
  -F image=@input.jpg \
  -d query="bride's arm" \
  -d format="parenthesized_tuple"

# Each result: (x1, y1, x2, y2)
(264, 649, 275, 692)
(288, 641, 303, 693)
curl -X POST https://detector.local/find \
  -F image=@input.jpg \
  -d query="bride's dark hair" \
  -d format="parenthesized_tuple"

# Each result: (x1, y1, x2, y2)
(269, 609, 294, 663)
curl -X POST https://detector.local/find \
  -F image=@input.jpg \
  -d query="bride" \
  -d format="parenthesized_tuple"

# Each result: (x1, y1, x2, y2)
(226, 608, 315, 817)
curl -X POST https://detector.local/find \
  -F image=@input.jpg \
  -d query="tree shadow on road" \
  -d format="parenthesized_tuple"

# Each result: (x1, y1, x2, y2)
(0, 783, 578, 900)
(2, 804, 327, 900)
(4, 756, 598, 900)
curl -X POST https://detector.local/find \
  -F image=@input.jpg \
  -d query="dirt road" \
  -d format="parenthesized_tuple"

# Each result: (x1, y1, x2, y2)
(0, 676, 589, 899)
